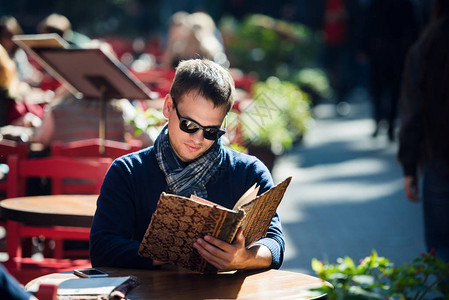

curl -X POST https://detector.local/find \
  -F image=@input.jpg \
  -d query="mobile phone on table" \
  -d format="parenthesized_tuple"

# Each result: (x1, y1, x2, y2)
(73, 268, 108, 278)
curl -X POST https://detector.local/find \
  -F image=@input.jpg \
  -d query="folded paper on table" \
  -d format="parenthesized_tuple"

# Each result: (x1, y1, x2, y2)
(27, 276, 139, 298)
(138, 176, 291, 273)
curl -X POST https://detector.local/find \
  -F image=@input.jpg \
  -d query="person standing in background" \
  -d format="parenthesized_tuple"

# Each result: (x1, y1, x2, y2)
(321, 0, 363, 116)
(362, 0, 419, 141)
(398, 0, 449, 262)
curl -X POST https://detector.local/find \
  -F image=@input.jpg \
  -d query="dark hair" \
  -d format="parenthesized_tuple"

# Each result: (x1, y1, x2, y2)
(170, 59, 235, 113)
(420, 17, 449, 166)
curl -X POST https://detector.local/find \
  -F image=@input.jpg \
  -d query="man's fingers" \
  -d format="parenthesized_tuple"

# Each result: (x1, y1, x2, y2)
(233, 227, 245, 245)
(193, 238, 229, 269)
(202, 235, 234, 252)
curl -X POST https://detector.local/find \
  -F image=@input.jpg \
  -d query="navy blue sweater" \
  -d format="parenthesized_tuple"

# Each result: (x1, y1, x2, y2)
(90, 146, 285, 269)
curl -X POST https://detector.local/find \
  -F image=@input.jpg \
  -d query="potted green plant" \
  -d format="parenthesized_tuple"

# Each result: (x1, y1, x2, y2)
(220, 14, 322, 81)
(311, 250, 449, 299)
(228, 77, 312, 170)
(292, 68, 333, 106)
(128, 106, 166, 142)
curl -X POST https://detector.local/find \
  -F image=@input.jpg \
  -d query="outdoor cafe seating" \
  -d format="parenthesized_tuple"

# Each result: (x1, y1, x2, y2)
(51, 138, 141, 159)
(2, 153, 113, 284)
(0, 139, 28, 200)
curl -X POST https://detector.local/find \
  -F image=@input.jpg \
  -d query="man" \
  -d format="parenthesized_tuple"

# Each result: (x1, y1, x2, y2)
(90, 59, 285, 271)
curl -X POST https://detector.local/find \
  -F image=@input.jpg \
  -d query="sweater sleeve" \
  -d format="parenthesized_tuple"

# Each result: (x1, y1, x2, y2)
(252, 212, 285, 269)
(398, 42, 423, 177)
(89, 159, 155, 269)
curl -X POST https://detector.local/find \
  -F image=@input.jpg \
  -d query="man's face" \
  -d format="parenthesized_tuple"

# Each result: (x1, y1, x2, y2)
(163, 92, 227, 162)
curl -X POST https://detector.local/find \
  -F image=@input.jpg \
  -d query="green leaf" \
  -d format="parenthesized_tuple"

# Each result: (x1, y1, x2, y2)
(348, 286, 383, 299)
(312, 258, 324, 274)
(352, 275, 375, 286)
(309, 250, 449, 299)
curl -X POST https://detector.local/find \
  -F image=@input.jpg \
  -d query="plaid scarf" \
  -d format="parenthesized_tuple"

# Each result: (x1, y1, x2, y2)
(155, 124, 223, 198)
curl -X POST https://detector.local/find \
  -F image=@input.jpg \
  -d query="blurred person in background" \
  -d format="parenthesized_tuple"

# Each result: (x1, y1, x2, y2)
(0, 44, 45, 128)
(162, 11, 227, 68)
(0, 43, 21, 126)
(362, 0, 419, 141)
(321, 0, 363, 116)
(161, 11, 189, 68)
(398, 0, 449, 262)
(36, 13, 92, 92)
(0, 16, 41, 86)
(37, 13, 91, 48)
(30, 95, 129, 147)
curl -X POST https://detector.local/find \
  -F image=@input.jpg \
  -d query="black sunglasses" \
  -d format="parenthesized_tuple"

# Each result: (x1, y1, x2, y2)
(171, 96, 226, 141)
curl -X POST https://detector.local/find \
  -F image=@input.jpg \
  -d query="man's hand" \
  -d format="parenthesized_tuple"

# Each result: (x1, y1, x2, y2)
(193, 227, 272, 271)
(404, 175, 420, 202)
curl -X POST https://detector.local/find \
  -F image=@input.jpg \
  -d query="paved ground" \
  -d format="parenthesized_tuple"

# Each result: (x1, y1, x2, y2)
(273, 88, 426, 275)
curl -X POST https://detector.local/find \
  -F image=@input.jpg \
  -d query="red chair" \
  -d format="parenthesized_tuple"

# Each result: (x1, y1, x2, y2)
(7, 155, 112, 198)
(51, 138, 141, 159)
(0, 140, 28, 200)
(4, 154, 112, 284)
(50, 139, 139, 193)
(49, 139, 140, 194)
(0, 140, 28, 161)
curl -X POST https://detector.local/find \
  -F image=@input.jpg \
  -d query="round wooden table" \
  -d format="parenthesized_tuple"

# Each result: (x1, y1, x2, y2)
(5, 196, 329, 299)
(0, 194, 98, 227)
(26, 266, 328, 299)
(0, 195, 98, 284)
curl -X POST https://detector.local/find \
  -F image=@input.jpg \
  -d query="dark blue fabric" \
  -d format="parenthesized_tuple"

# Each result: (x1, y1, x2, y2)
(90, 145, 285, 269)
(422, 161, 449, 262)
(0, 264, 32, 300)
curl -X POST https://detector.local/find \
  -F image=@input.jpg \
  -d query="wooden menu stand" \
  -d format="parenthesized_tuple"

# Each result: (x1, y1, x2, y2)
(13, 34, 154, 155)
